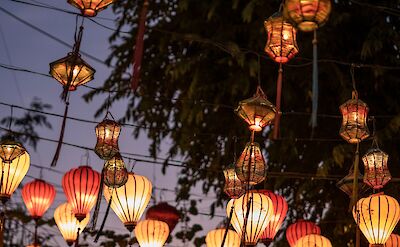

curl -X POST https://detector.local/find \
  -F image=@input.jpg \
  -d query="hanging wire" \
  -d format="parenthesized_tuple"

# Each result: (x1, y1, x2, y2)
(257, 54, 262, 88)
(8, 105, 14, 131)
(371, 117, 379, 149)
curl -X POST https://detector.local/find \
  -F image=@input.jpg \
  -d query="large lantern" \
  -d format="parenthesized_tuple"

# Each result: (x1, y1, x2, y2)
(94, 119, 121, 160)
(286, 220, 321, 247)
(103, 172, 152, 232)
(0, 138, 26, 164)
(339, 92, 370, 143)
(235, 86, 276, 132)
(62, 166, 100, 221)
(295, 234, 332, 247)
(227, 191, 274, 246)
(22, 179, 56, 220)
(0, 152, 30, 203)
(103, 153, 128, 188)
(258, 190, 288, 244)
(235, 142, 266, 185)
(134, 219, 169, 247)
(353, 194, 400, 246)
(283, 0, 332, 32)
(54, 203, 90, 246)
(145, 202, 180, 232)
(385, 234, 400, 247)
(362, 148, 391, 189)
(67, 0, 117, 17)
(223, 165, 245, 199)
(264, 12, 299, 63)
(205, 228, 241, 247)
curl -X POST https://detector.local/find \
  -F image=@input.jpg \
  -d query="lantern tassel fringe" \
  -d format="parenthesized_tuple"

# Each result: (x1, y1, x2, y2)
(50, 101, 69, 167)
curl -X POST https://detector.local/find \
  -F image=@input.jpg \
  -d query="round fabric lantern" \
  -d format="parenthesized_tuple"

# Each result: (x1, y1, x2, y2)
(284, 0, 332, 32)
(145, 202, 180, 232)
(22, 179, 56, 220)
(227, 191, 274, 246)
(134, 219, 169, 247)
(385, 234, 400, 247)
(0, 138, 26, 164)
(94, 118, 121, 160)
(67, 0, 117, 17)
(103, 153, 128, 188)
(205, 228, 241, 247)
(0, 151, 30, 203)
(286, 220, 321, 247)
(353, 194, 400, 246)
(62, 166, 100, 222)
(295, 234, 332, 247)
(223, 165, 245, 199)
(103, 172, 152, 232)
(264, 12, 299, 63)
(235, 142, 266, 185)
(362, 148, 391, 190)
(54, 203, 90, 246)
(235, 86, 276, 132)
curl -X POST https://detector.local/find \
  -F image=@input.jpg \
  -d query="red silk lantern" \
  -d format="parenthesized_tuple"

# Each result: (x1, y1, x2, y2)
(22, 179, 56, 220)
(286, 220, 321, 247)
(145, 202, 180, 232)
(385, 234, 400, 247)
(62, 166, 100, 221)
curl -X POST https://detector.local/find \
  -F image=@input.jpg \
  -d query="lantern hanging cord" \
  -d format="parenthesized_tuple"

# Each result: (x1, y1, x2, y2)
(371, 117, 379, 149)
(350, 64, 360, 94)
(220, 203, 234, 247)
(233, 136, 238, 163)
(8, 105, 13, 131)
(257, 54, 261, 87)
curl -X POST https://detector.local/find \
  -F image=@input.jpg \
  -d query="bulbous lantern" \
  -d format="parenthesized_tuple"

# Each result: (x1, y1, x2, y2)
(103, 153, 128, 188)
(0, 138, 26, 164)
(62, 166, 100, 221)
(134, 219, 169, 247)
(284, 0, 332, 32)
(22, 179, 56, 220)
(235, 142, 266, 185)
(103, 172, 152, 232)
(353, 194, 400, 246)
(286, 220, 321, 247)
(67, 0, 117, 17)
(385, 234, 400, 247)
(295, 234, 332, 247)
(205, 228, 241, 247)
(362, 148, 391, 190)
(264, 12, 299, 63)
(94, 118, 121, 160)
(227, 191, 274, 246)
(339, 91, 370, 143)
(145, 202, 180, 232)
(223, 165, 245, 199)
(235, 86, 276, 132)
(54, 203, 90, 246)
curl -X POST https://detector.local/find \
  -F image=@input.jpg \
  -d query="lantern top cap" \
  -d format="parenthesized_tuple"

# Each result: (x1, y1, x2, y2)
(364, 148, 388, 155)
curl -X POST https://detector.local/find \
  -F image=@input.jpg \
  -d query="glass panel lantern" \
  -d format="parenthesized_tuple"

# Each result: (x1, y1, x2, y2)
(94, 118, 121, 160)
(67, 0, 117, 17)
(235, 142, 266, 185)
(362, 148, 391, 190)
(0, 138, 26, 164)
(103, 153, 128, 188)
(223, 165, 245, 199)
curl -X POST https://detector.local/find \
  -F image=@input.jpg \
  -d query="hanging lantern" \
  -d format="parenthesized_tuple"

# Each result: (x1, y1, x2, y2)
(103, 153, 128, 188)
(134, 219, 169, 247)
(227, 191, 274, 246)
(94, 119, 121, 160)
(103, 172, 152, 232)
(385, 234, 400, 247)
(54, 202, 90, 246)
(205, 228, 241, 247)
(235, 86, 276, 132)
(67, 0, 117, 17)
(295, 234, 332, 247)
(22, 179, 56, 220)
(336, 169, 369, 197)
(286, 220, 321, 247)
(353, 194, 400, 246)
(0, 151, 30, 203)
(62, 166, 100, 222)
(0, 138, 26, 164)
(283, 0, 332, 32)
(264, 12, 299, 63)
(362, 148, 391, 190)
(339, 92, 370, 143)
(257, 190, 288, 244)
(235, 142, 266, 185)
(223, 165, 245, 199)
(145, 202, 180, 232)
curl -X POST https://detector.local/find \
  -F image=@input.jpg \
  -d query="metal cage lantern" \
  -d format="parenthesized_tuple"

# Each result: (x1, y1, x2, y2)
(103, 153, 128, 188)
(145, 202, 181, 232)
(223, 165, 245, 199)
(134, 219, 170, 247)
(67, 0, 117, 17)
(284, 0, 332, 32)
(264, 12, 299, 63)
(22, 179, 56, 220)
(339, 92, 370, 143)
(94, 118, 121, 160)
(385, 234, 400, 247)
(286, 220, 321, 247)
(0, 138, 26, 164)
(235, 142, 266, 185)
(205, 228, 241, 247)
(235, 86, 276, 132)
(295, 234, 332, 247)
(362, 148, 391, 190)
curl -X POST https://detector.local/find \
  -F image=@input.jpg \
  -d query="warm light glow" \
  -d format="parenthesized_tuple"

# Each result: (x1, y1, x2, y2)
(103, 153, 128, 188)
(22, 179, 56, 219)
(67, 0, 117, 16)
(339, 95, 369, 143)
(94, 119, 121, 160)
(0, 139, 26, 164)
(384, 234, 400, 247)
(223, 166, 244, 199)
(205, 228, 241, 247)
(362, 148, 391, 189)
(286, 220, 321, 247)
(235, 142, 266, 185)
(295, 234, 332, 247)
(135, 219, 169, 247)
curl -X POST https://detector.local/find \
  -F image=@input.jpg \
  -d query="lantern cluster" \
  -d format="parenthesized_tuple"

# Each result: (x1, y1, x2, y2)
(286, 220, 321, 247)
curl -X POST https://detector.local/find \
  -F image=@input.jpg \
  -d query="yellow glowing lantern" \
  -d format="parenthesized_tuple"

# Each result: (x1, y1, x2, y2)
(353, 194, 400, 246)
(67, 0, 117, 17)
(134, 219, 169, 247)
(235, 142, 266, 185)
(223, 165, 245, 199)
(205, 228, 241, 247)
(0, 138, 26, 164)
(94, 118, 121, 160)
(385, 234, 400, 247)
(295, 234, 332, 247)
(103, 172, 152, 232)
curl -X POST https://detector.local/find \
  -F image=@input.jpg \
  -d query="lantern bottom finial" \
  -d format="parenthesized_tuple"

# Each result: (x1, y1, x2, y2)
(124, 222, 137, 232)
(82, 9, 97, 17)
(66, 240, 74, 246)
(75, 213, 86, 222)
(297, 22, 318, 32)
(261, 238, 273, 246)
(0, 195, 10, 204)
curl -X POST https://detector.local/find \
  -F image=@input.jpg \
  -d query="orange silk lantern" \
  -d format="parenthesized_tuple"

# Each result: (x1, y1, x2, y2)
(295, 234, 332, 247)
(94, 118, 121, 160)
(286, 220, 321, 247)
(385, 234, 400, 247)
(22, 179, 56, 220)
(67, 0, 117, 17)
(205, 228, 241, 247)
(145, 202, 180, 232)
(135, 219, 170, 247)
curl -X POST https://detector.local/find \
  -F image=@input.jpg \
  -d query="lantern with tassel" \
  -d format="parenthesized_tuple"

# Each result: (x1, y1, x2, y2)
(22, 179, 56, 220)
(94, 118, 121, 160)
(385, 234, 400, 247)
(134, 219, 169, 247)
(223, 165, 245, 199)
(362, 148, 391, 190)
(103, 153, 128, 188)
(295, 234, 332, 247)
(286, 220, 321, 247)
(205, 228, 241, 247)
(67, 0, 117, 17)
(0, 138, 26, 164)
(145, 202, 180, 232)
(235, 142, 266, 185)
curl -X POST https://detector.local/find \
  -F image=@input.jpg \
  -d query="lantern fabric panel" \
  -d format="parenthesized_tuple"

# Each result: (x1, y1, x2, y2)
(362, 148, 391, 189)
(385, 234, 400, 247)
(94, 119, 121, 160)
(205, 228, 241, 247)
(145, 202, 180, 232)
(22, 179, 56, 219)
(0, 139, 26, 164)
(103, 153, 128, 188)
(235, 142, 266, 185)
(134, 219, 169, 247)
(223, 166, 245, 199)
(67, 0, 117, 17)
(286, 220, 321, 247)
(294, 234, 332, 247)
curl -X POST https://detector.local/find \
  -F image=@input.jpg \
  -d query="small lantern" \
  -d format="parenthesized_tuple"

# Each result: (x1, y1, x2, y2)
(264, 12, 299, 63)
(22, 179, 56, 220)
(94, 119, 121, 160)
(235, 142, 266, 185)
(145, 202, 180, 232)
(0, 138, 26, 164)
(103, 172, 152, 232)
(67, 0, 117, 17)
(295, 234, 332, 247)
(362, 148, 391, 190)
(284, 0, 332, 32)
(353, 194, 400, 246)
(205, 228, 241, 247)
(223, 165, 245, 199)
(339, 91, 370, 143)
(235, 86, 276, 132)
(49, 52, 95, 91)
(385, 234, 400, 247)
(135, 219, 169, 247)
(286, 220, 321, 247)
(54, 203, 90, 246)
(103, 153, 128, 188)
(336, 169, 369, 196)
(62, 166, 101, 222)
